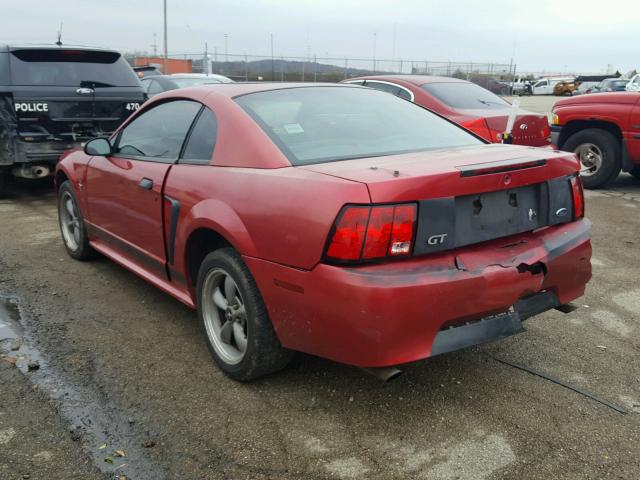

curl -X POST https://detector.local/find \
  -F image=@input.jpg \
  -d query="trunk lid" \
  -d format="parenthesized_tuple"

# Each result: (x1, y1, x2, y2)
(456, 109, 550, 147)
(303, 144, 580, 256)
(8, 47, 145, 142)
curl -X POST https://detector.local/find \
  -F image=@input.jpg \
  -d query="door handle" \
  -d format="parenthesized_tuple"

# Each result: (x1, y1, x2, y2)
(139, 178, 153, 190)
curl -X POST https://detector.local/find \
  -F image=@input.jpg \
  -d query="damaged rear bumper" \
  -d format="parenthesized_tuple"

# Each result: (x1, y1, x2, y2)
(244, 218, 592, 367)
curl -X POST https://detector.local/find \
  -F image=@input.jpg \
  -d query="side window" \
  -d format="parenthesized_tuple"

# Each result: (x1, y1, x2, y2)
(365, 81, 401, 96)
(180, 108, 218, 164)
(147, 79, 164, 96)
(115, 100, 201, 160)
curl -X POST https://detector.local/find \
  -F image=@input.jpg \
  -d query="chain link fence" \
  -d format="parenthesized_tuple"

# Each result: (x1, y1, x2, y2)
(133, 51, 511, 83)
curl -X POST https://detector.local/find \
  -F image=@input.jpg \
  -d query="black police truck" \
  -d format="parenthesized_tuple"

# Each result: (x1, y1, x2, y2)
(0, 44, 145, 193)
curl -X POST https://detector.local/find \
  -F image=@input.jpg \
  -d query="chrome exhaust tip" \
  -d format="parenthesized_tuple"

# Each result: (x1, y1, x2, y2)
(361, 366, 403, 382)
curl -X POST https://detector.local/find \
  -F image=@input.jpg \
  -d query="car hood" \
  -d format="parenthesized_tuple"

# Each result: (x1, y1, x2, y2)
(554, 91, 639, 107)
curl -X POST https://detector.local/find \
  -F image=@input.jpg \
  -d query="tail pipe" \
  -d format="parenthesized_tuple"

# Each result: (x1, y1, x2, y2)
(361, 366, 403, 382)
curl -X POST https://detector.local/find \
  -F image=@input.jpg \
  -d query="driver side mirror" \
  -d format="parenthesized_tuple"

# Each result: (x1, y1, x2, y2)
(84, 137, 112, 156)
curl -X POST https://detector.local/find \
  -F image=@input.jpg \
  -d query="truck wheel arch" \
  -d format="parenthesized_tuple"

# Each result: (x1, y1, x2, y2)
(558, 119, 622, 149)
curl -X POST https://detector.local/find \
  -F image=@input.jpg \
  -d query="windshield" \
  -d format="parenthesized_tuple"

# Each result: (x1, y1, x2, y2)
(9, 49, 140, 87)
(421, 82, 510, 110)
(171, 78, 222, 88)
(236, 86, 482, 166)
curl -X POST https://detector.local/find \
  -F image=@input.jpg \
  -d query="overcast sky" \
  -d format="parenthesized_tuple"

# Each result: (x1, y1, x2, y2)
(2, 0, 638, 74)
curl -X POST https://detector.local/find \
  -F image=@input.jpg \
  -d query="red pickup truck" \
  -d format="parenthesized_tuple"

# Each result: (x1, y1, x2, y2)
(551, 92, 640, 188)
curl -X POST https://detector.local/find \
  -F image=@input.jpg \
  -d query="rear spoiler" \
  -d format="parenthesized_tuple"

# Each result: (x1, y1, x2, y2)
(457, 158, 546, 177)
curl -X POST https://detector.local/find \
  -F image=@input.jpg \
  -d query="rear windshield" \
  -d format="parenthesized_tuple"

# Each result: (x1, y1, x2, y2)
(235, 86, 481, 166)
(421, 82, 510, 110)
(9, 49, 140, 87)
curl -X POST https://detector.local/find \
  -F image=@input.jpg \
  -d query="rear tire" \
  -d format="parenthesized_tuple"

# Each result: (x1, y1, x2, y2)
(57, 181, 95, 260)
(197, 248, 293, 381)
(0, 171, 7, 197)
(563, 128, 621, 189)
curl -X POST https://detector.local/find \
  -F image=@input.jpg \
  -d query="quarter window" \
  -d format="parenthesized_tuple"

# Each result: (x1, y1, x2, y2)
(115, 100, 201, 160)
(181, 108, 218, 164)
(365, 81, 401, 96)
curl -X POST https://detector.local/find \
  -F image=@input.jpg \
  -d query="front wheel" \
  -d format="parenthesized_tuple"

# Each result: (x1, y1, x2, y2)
(57, 181, 95, 260)
(0, 171, 7, 197)
(563, 128, 621, 189)
(197, 248, 293, 381)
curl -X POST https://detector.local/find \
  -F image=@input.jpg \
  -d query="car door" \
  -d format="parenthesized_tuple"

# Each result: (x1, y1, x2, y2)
(533, 79, 548, 95)
(84, 99, 202, 278)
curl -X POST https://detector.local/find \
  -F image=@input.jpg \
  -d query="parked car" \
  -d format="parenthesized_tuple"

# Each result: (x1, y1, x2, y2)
(133, 65, 162, 78)
(531, 77, 575, 95)
(141, 73, 233, 98)
(0, 44, 145, 194)
(551, 92, 640, 188)
(56, 83, 591, 380)
(626, 74, 640, 92)
(572, 81, 600, 95)
(592, 78, 628, 93)
(342, 75, 551, 147)
(553, 80, 578, 96)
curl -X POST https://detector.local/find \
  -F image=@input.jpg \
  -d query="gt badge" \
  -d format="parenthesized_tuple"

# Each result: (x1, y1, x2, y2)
(427, 234, 448, 245)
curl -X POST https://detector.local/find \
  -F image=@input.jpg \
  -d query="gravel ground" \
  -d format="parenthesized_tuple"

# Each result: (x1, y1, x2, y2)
(0, 169, 639, 480)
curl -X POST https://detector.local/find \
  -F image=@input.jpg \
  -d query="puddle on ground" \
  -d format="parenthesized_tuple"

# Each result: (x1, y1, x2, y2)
(0, 295, 42, 373)
(0, 293, 165, 480)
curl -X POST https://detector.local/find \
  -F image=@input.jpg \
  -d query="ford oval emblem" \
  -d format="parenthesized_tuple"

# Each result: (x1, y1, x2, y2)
(555, 207, 568, 217)
(76, 87, 94, 95)
(520, 124, 528, 130)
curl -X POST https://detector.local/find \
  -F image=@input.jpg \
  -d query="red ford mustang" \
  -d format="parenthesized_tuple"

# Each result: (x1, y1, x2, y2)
(56, 83, 591, 381)
(342, 75, 552, 147)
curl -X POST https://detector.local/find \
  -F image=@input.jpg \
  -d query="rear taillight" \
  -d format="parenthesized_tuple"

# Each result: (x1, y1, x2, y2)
(570, 175, 584, 219)
(325, 204, 417, 263)
(460, 118, 493, 142)
(542, 123, 551, 141)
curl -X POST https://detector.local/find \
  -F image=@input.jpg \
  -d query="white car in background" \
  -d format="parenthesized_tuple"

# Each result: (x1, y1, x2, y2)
(531, 77, 574, 95)
(626, 74, 640, 92)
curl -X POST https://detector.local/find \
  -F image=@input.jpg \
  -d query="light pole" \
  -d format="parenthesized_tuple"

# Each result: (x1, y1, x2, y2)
(373, 32, 377, 73)
(270, 33, 275, 81)
(163, 0, 168, 74)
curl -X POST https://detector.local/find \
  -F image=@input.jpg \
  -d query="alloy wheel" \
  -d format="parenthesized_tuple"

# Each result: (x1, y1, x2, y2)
(202, 268, 248, 365)
(575, 143, 603, 177)
(60, 191, 81, 251)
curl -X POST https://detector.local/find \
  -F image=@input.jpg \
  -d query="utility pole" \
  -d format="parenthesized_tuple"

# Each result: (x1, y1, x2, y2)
(204, 42, 211, 75)
(270, 33, 275, 81)
(392, 23, 397, 62)
(163, 0, 168, 74)
(224, 33, 229, 62)
(373, 32, 377, 73)
(151, 33, 158, 57)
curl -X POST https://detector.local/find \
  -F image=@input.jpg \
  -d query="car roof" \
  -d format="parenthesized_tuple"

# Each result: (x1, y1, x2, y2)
(159, 82, 362, 99)
(345, 75, 470, 86)
(0, 44, 120, 54)
(170, 73, 232, 80)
